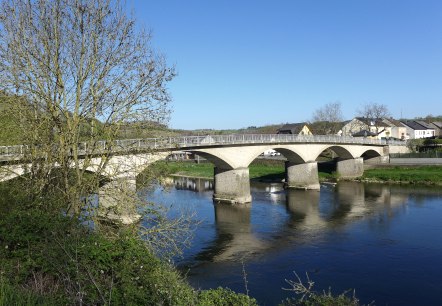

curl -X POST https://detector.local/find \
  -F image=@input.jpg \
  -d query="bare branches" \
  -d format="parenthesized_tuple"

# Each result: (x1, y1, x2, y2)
(311, 101, 343, 135)
(357, 102, 390, 120)
(0, 0, 175, 211)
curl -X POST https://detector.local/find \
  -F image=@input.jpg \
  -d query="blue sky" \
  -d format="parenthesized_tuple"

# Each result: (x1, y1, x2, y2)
(129, 1, 442, 130)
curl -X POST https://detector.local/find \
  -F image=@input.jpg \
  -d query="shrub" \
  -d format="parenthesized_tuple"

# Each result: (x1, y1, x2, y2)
(197, 287, 258, 306)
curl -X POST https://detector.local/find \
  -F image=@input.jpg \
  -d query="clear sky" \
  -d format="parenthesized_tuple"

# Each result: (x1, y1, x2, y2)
(128, 0, 442, 130)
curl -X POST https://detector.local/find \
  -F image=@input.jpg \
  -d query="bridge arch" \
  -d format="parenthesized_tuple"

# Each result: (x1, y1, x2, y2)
(360, 149, 382, 160)
(188, 151, 235, 170)
(244, 147, 306, 167)
(313, 145, 355, 161)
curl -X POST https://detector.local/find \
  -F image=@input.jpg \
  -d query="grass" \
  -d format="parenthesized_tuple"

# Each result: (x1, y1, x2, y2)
(154, 160, 340, 183)
(157, 161, 442, 185)
(161, 160, 286, 181)
(0, 280, 57, 306)
(361, 166, 442, 184)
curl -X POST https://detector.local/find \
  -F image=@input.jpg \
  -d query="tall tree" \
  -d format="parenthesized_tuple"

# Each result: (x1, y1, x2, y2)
(0, 0, 192, 253)
(311, 101, 343, 134)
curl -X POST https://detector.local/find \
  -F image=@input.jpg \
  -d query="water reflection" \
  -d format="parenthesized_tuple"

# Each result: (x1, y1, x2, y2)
(159, 177, 442, 305)
(170, 177, 417, 262)
(202, 204, 270, 261)
(174, 176, 213, 192)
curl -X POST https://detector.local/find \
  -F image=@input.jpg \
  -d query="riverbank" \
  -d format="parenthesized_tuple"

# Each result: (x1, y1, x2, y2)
(357, 166, 442, 185)
(157, 161, 442, 185)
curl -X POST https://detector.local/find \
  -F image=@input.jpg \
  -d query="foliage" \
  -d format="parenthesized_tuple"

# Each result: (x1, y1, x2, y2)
(0, 279, 58, 306)
(406, 138, 424, 152)
(0, 178, 257, 305)
(197, 287, 258, 306)
(0, 95, 24, 145)
(423, 138, 442, 145)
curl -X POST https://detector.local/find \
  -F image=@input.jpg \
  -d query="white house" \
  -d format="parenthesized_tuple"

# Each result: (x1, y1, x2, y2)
(401, 121, 435, 139)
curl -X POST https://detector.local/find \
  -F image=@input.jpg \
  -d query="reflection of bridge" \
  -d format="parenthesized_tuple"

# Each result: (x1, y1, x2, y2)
(0, 134, 406, 204)
(182, 179, 411, 262)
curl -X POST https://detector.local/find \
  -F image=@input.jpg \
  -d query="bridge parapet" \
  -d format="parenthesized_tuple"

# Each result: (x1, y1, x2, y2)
(0, 134, 406, 161)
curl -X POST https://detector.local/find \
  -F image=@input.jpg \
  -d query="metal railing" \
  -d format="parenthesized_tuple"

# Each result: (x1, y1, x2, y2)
(0, 134, 406, 160)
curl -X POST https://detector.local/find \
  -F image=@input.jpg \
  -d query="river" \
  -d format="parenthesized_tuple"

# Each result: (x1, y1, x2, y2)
(143, 177, 442, 305)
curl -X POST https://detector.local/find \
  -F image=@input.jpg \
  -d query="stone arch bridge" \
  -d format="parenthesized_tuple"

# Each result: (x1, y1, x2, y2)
(0, 134, 405, 204)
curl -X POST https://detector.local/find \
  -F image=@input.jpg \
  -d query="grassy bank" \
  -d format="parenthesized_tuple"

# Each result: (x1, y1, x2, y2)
(153, 160, 287, 182)
(155, 161, 442, 185)
(156, 160, 336, 182)
(360, 166, 442, 185)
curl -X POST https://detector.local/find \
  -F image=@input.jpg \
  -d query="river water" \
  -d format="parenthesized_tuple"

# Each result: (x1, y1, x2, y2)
(143, 177, 442, 305)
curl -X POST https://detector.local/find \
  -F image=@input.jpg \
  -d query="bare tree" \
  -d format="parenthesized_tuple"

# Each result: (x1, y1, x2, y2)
(0, 0, 173, 202)
(357, 102, 391, 134)
(311, 101, 343, 135)
(0, 0, 194, 256)
(357, 102, 390, 120)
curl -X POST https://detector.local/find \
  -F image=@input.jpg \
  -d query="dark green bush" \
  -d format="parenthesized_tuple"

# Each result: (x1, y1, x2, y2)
(197, 287, 258, 306)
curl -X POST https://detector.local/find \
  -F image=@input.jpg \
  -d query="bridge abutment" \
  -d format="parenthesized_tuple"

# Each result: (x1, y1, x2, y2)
(285, 161, 320, 190)
(336, 157, 364, 178)
(213, 167, 252, 204)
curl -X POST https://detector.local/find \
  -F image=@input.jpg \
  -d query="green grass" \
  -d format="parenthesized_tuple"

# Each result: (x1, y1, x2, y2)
(362, 166, 442, 184)
(159, 160, 286, 181)
(156, 160, 338, 183)
(157, 161, 442, 185)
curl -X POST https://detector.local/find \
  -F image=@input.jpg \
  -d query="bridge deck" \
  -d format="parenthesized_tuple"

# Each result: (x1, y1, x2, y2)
(0, 134, 405, 161)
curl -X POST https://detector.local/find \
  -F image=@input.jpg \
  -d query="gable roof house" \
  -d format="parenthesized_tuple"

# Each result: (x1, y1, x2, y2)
(430, 122, 442, 137)
(382, 118, 408, 140)
(277, 123, 312, 135)
(341, 117, 391, 139)
(401, 121, 435, 139)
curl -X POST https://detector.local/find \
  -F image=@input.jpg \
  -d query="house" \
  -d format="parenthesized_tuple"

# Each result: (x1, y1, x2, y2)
(430, 122, 442, 137)
(400, 121, 435, 139)
(341, 117, 391, 139)
(277, 123, 312, 135)
(382, 118, 408, 140)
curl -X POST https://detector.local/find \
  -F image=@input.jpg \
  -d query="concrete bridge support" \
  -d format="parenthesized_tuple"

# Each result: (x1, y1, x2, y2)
(285, 161, 320, 190)
(98, 176, 141, 224)
(213, 167, 252, 204)
(336, 157, 364, 179)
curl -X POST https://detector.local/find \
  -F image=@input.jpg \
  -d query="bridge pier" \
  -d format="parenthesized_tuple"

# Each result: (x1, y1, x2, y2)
(285, 161, 320, 190)
(336, 157, 364, 179)
(98, 176, 141, 224)
(213, 167, 252, 204)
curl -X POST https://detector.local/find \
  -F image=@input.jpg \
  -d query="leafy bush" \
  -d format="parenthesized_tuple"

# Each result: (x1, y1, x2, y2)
(197, 287, 258, 306)
(0, 180, 258, 305)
